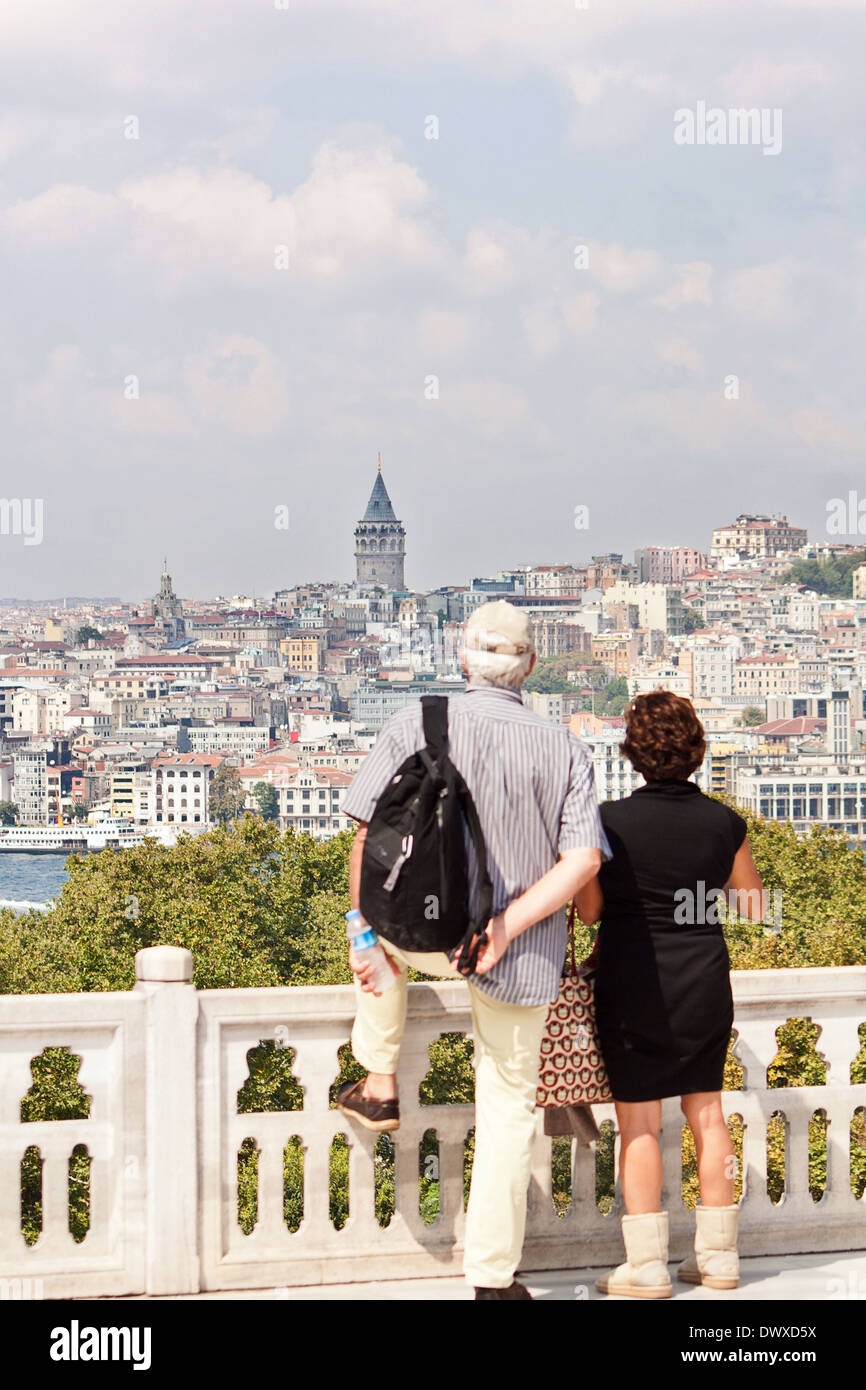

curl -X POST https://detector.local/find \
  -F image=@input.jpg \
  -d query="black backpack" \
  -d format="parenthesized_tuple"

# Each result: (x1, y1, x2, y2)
(360, 696, 493, 974)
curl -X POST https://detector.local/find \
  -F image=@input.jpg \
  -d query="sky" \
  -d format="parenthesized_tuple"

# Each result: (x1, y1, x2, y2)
(0, 0, 863, 602)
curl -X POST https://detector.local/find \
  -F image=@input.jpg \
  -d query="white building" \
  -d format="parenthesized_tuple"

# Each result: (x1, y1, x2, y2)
(11, 749, 48, 823)
(689, 642, 736, 699)
(629, 664, 691, 699)
(603, 581, 685, 636)
(151, 753, 222, 826)
(735, 759, 866, 839)
(570, 717, 644, 803)
(63, 707, 113, 741)
(523, 692, 585, 723)
(185, 725, 272, 758)
(12, 687, 75, 736)
(239, 758, 354, 840)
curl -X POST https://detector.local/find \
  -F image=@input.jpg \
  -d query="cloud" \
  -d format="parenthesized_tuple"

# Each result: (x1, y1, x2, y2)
(562, 291, 600, 334)
(0, 136, 439, 289)
(722, 260, 802, 327)
(417, 308, 476, 357)
(658, 338, 703, 372)
(289, 138, 437, 278)
(719, 58, 833, 104)
(522, 306, 562, 359)
(463, 226, 522, 292)
(653, 262, 713, 310)
(0, 184, 122, 247)
(186, 106, 280, 164)
(438, 377, 536, 439)
(14, 335, 289, 440)
(182, 335, 290, 436)
(590, 243, 662, 293)
(791, 408, 860, 454)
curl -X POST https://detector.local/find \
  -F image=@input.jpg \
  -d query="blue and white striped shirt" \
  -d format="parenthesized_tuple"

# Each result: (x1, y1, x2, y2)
(340, 683, 612, 1006)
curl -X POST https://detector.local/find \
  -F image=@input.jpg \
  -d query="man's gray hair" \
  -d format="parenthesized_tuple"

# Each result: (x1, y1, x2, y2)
(461, 644, 534, 690)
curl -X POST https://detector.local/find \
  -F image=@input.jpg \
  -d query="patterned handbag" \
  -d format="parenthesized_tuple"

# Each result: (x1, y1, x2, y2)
(536, 899, 612, 1108)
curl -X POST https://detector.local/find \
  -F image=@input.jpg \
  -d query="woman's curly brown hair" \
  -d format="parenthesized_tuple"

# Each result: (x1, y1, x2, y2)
(620, 690, 706, 782)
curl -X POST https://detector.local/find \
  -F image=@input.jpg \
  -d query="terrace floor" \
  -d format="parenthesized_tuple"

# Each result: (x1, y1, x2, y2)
(114, 1250, 865, 1301)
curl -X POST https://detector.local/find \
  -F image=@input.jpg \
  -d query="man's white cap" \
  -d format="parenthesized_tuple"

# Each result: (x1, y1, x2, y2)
(463, 600, 535, 657)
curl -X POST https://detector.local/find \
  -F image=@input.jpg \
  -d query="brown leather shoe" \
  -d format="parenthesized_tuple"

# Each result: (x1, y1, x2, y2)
(336, 1080, 400, 1132)
(474, 1280, 533, 1300)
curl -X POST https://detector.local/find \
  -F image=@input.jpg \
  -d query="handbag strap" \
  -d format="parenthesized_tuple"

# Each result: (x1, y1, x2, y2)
(567, 896, 577, 975)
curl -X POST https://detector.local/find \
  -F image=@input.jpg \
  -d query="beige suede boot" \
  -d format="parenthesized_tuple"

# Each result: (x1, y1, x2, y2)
(677, 1204, 740, 1290)
(596, 1211, 673, 1299)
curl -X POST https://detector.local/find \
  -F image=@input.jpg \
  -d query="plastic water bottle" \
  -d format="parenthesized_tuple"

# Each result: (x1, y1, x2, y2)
(345, 909, 396, 993)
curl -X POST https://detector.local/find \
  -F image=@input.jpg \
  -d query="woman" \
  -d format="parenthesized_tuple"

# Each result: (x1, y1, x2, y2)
(576, 691, 765, 1299)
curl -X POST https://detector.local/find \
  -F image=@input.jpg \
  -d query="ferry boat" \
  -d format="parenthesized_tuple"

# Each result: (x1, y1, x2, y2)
(0, 819, 210, 854)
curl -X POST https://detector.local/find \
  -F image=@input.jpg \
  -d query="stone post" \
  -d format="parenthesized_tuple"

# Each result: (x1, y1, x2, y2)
(134, 946, 199, 1295)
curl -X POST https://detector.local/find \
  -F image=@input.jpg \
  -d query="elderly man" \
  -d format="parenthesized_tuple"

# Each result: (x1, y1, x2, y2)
(338, 600, 610, 1299)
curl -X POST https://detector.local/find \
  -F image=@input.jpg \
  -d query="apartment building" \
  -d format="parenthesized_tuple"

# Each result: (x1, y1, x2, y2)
(151, 753, 223, 826)
(281, 632, 326, 676)
(603, 581, 685, 636)
(185, 724, 272, 757)
(629, 664, 692, 698)
(523, 565, 588, 598)
(239, 758, 354, 839)
(634, 546, 706, 583)
(524, 692, 586, 722)
(733, 654, 800, 701)
(110, 768, 153, 821)
(531, 618, 590, 659)
(12, 687, 75, 736)
(91, 672, 171, 700)
(688, 642, 736, 698)
(569, 716, 644, 802)
(591, 634, 634, 677)
(711, 514, 808, 562)
(12, 749, 49, 823)
(63, 708, 113, 741)
(349, 678, 465, 728)
(277, 767, 354, 839)
(735, 761, 866, 840)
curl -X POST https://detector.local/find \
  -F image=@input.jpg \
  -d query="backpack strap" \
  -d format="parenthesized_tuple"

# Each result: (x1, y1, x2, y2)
(453, 782, 494, 976)
(420, 695, 449, 760)
(420, 694, 493, 976)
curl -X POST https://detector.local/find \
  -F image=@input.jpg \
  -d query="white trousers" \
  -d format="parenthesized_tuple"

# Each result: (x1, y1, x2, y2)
(350, 941, 547, 1289)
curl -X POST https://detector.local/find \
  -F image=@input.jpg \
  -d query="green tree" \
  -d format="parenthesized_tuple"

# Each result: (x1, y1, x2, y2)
(70, 801, 89, 822)
(74, 625, 103, 645)
(598, 676, 629, 716)
(523, 655, 604, 695)
(681, 607, 704, 633)
(0, 801, 17, 826)
(739, 706, 765, 727)
(252, 781, 279, 822)
(781, 551, 866, 597)
(209, 764, 246, 826)
(0, 818, 355, 995)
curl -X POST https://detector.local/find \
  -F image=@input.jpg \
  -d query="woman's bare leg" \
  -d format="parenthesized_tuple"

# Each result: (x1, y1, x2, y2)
(615, 1100, 663, 1214)
(681, 1091, 735, 1206)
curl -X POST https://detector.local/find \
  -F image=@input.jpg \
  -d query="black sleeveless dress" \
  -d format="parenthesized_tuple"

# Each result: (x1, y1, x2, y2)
(595, 781, 746, 1103)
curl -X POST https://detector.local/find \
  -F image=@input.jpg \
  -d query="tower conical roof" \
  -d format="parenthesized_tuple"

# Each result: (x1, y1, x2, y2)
(362, 461, 398, 522)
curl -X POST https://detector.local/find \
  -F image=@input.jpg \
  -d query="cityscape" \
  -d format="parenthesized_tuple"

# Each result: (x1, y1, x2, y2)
(2, 460, 865, 907)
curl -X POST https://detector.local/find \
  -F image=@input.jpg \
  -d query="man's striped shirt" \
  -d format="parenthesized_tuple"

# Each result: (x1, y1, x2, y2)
(340, 682, 612, 1006)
